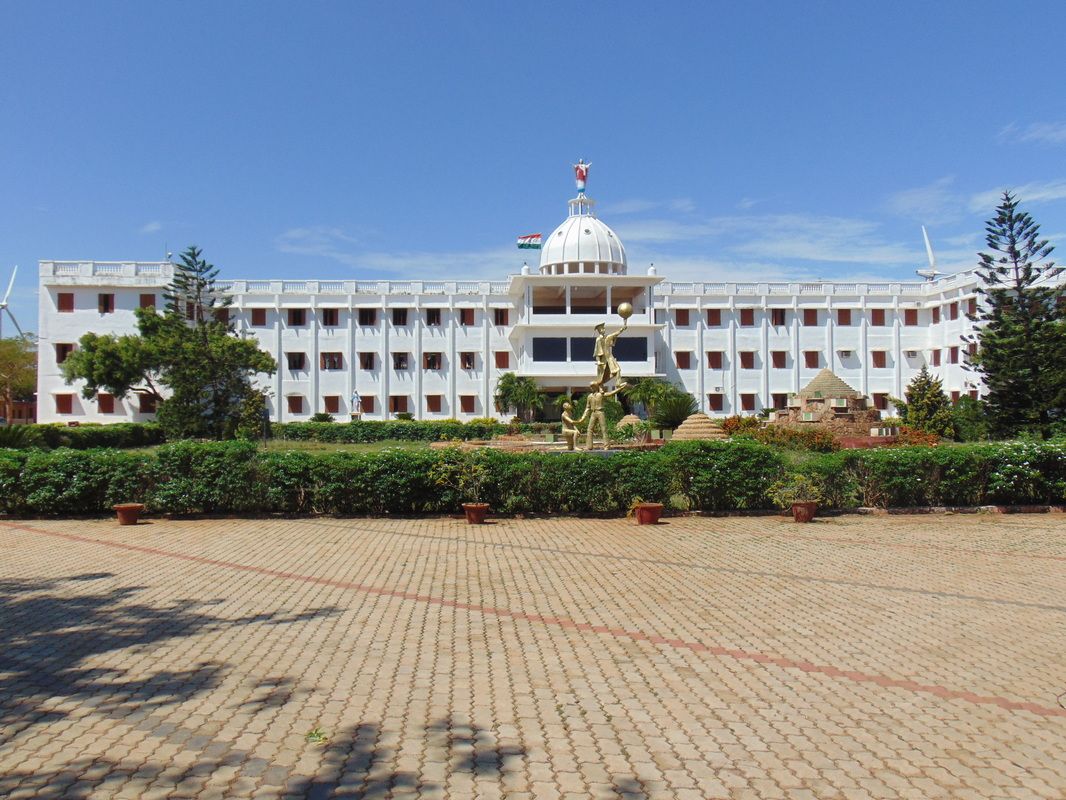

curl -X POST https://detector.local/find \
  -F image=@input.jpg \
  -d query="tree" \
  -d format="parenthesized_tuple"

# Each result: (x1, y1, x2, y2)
(0, 336, 36, 423)
(890, 366, 955, 437)
(970, 192, 1065, 439)
(950, 395, 989, 442)
(651, 392, 698, 429)
(493, 373, 543, 422)
(62, 246, 276, 439)
(622, 377, 675, 419)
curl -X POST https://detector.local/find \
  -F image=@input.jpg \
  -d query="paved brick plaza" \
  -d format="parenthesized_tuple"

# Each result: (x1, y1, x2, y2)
(1, 514, 1065, 799)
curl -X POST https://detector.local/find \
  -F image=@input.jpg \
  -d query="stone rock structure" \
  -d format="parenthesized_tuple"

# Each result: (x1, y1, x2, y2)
(617, 414, 642, 428)
(772, 369, 883, 437)
(671, 412, 728, 441)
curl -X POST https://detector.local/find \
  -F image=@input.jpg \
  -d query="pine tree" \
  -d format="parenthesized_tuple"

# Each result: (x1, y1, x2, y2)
(970, 192, 1064, 438)
(164, 245, 232, 325)
(890, 366, 955, 437)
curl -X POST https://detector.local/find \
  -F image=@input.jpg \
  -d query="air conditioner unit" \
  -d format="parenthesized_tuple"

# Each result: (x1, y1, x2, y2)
(838, 349, 852, 357)
(788, 398, 802, 408)
(905, 350, 918, 357)
(801, 412, 816, 421)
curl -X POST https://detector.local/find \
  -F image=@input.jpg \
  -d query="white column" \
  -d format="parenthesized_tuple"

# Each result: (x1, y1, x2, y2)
(380, 301, 389, 418)
(760, 297, 769, 409)
(860, 293, 869, 396)
(347, 297, 355, 417)
(727, 295, 737, 413)
(696, 294, 705, 412)
(310, 298, 320, 414)
(448, 297, 457, 417)
(274, 299, 283, 422)
(414, 300, 423, 419)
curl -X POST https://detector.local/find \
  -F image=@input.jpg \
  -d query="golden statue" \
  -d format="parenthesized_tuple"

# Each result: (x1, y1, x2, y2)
(585, 380, 627, 450)
(560, 401, 588, 451)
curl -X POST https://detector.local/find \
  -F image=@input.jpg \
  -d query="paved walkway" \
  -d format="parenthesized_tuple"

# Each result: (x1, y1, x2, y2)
(1, 513, 1065, 799)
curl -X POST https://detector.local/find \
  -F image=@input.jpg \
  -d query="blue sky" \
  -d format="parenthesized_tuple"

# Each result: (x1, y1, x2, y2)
(3, 1, 1065, 332)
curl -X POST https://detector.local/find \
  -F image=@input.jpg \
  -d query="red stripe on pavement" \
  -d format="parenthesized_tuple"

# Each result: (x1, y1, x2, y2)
(4, 520, 1065, 720)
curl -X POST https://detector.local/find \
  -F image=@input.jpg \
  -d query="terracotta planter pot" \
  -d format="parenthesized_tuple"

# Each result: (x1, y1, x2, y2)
(113, 503, 145, 526)
(633, 502, 664, 525)
(462, 502, 490, 524)
(791, 501, 817, 523)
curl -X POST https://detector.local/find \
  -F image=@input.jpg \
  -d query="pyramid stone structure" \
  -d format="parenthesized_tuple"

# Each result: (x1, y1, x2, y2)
(671, 412, 728, 441)
(618, 414, 642, 428)
(773, 368, 880, 434)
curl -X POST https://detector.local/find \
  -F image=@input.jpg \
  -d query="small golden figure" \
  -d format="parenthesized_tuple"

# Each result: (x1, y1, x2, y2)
(560, 401, 588, 451)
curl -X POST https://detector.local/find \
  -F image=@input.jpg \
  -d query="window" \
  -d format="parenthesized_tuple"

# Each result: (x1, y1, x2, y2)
(323, 395, 340, 414)
(771, 351, 787, 369)
(322, 308, 339, 327)
(251, 308, 267, 326)
(320, 352, 343, 370)
(706, 351, 723, 369)
(359, 352, 376, 370)
(871, 351, 887, 369)
(287, 395, 304, 414)
(494, 351, 510, 368)
(969, 389, 979, 400)
(392, 308, 408, 326)
(55, 343, 75, 364)
(676, 351, 691, 369)
(286, 352, 307, 370)
(707, 393, 724, 411)
(803, 351, 820, 369)
(904, 309, 918, 326)
(55, 394, 74, 414)
(674, 309, 690, 327)
(389, 395, 409, 414)
(139, 394, 157, 414)
(870, 308, 886, 326)
(949, 302, 959, 320)
(739, 308, 755, 327)
(741, 393, 756, 411)
(873, 393, 888, 411)
(425, 308, 442, 326)
(949, 346, 959, 364)
(837, 308, 851, 326)
(771, 308, 787, 326)
(803, 309, 818, 326)
(213, 307, 230, 325)
(967, 342, 977, 357)
(98, 293, 115, 314)
(185, 303, 198, 321)
(392, 352, 409, 370)
(139, 293, 156, 309)
(951, 390, 960, 403)
(739, 351, 755, 369)
(57, 292, 74, 312)
(932, 306, 941, 324)
(706, 309, 721, 326)
(968, 298, 978, 316)
(424, 352, 442, 370)
(460, 352, 475, 370)
(460, 395, 476, 414)
(359, 308, 378, 326)
(772, 393, 788, 410)
(493, 308, 509, 326)
(98, 393, 115, 414)
(426, 394, 442, 413)
(931, 349, 941, 366)
(287, 308, 307, 326)
(460, 308, 475, 326)
(361, 396, 375, 413)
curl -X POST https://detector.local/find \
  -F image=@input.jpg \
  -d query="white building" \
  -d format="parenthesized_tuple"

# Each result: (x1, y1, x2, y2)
(36, 187, 986, 424)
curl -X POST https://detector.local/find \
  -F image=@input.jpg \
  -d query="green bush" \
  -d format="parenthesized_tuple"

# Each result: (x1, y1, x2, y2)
(28, 423, 165, 450)
(2, 440, 1064, 517)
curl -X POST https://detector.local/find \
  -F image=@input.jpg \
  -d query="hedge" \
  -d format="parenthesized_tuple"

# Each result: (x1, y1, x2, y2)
(275, 419, 561, 443)
(0, 440, 1063, 517)
(9, 422, 166, 450)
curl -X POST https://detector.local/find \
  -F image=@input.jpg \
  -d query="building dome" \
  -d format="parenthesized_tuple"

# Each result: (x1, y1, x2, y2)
(539, 195, 627, 275)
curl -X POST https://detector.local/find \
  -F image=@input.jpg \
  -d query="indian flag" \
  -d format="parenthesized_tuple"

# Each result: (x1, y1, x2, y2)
(516, 233, 542, 249)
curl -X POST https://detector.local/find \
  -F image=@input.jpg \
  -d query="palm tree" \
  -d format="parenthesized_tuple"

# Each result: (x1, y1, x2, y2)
(494, 373, 544, 422)
(623, 377, 675, 419)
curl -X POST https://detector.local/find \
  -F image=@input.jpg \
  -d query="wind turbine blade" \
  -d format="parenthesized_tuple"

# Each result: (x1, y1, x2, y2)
(5, 307, 24, 338)
(1, 265, 16, 305)
(921, 227, 937, 270)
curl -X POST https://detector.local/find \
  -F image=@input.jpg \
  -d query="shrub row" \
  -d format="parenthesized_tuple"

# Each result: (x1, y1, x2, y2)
(1, 440, 1063, 517)
(9, 422, 166, 450)
(275, 419, 562, 443)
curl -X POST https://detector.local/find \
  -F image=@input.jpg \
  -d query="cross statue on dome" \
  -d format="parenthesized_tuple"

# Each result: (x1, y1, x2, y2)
(573, 159, 591, 193)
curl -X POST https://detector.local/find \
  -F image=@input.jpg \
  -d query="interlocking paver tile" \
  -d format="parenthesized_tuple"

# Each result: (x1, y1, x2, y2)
(1, 513, 1065, 798)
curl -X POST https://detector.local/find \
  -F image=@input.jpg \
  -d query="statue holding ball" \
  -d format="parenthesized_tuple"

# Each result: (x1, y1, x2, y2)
(593, 302, 633, 389)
